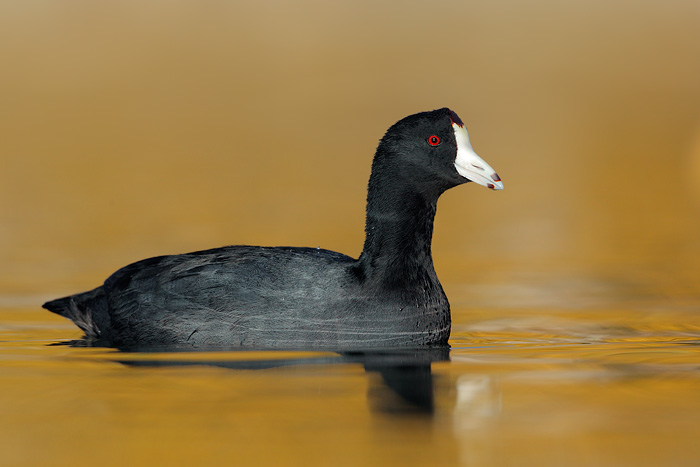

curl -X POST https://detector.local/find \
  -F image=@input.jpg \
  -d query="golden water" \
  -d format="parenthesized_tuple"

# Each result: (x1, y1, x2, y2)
(2, 303, 700, 466)
(1, 1, 700, 465)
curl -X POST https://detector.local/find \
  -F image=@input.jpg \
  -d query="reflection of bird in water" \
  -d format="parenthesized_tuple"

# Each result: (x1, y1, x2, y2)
(453, 375, 501, 432)
(117, 348, 449, 414)
(366, 365, 435, 414)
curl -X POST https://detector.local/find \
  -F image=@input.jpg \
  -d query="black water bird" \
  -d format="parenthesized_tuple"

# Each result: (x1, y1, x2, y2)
(43, 108, 503, 349)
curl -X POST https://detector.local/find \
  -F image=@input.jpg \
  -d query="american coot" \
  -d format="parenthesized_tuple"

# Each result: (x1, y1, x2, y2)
(44, 108, 503, 350)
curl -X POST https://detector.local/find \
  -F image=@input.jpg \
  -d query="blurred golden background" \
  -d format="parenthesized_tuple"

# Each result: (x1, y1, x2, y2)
(2, 0, 699, 305)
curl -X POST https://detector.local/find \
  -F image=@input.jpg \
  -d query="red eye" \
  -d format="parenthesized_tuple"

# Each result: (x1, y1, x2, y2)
(428, 135, 440, 146)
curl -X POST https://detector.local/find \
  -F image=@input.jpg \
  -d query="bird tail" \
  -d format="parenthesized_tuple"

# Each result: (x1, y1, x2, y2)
(43, 287, 106, 339)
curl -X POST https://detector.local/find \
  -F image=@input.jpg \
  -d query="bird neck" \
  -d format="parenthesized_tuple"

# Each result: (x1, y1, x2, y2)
(356, 160, 442, 289)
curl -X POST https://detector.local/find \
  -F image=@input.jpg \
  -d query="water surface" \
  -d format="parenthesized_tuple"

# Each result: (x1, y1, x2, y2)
(2, 293, 699, 466)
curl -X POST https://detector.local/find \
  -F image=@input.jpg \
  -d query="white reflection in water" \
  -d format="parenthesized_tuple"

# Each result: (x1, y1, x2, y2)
(452, 375, 501, 432)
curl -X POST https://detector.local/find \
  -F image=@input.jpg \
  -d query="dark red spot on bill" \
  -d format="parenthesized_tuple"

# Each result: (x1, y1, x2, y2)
(492, 173, 501, 182)
(487, 183, 495, 190)
(448, 109, 464, 127)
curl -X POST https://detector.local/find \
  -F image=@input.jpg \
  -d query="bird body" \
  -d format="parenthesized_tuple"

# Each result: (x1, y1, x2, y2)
(44, 108, 503, 350)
